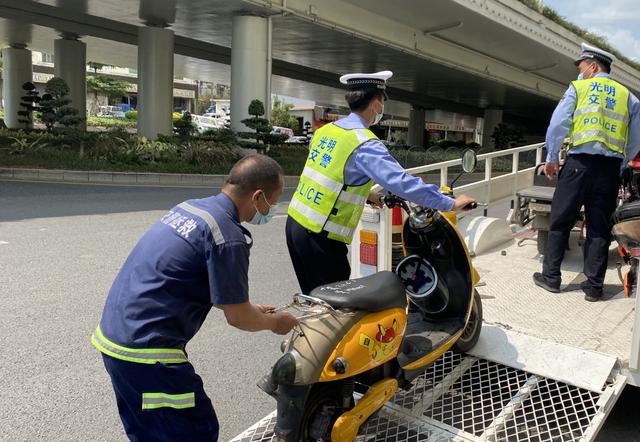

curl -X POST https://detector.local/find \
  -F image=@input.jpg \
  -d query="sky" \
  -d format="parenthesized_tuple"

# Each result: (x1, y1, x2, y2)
(543, 0, 640, 62)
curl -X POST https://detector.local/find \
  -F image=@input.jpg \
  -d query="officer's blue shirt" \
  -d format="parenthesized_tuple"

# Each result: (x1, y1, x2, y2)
(546, 72, 640, 163)
(334, 113, 455, 211)
(100, 193, 251, 350)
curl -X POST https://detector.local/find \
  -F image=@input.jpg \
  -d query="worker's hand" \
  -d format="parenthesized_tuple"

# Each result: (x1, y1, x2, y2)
(367, 189, 384, 208)
(256, 304, 276, 313)
(271, 311, 299, 335)
(544, 162, 559, 181)
(452, 195, 477, 212)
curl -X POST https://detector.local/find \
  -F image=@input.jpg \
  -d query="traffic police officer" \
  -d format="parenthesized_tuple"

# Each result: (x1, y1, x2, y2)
(92, 155, 298, 441)
(286, 70, 476, 294)
(534, 43, 640, 301)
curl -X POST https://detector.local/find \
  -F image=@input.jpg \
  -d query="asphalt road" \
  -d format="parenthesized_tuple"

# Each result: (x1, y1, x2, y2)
(0, 180, 638, 441)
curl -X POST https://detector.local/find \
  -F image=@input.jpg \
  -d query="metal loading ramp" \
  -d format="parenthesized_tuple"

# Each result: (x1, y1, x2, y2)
(231, 352, 626, 442)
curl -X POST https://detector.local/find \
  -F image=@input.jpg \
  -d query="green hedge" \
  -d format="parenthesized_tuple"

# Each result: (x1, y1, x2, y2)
(86, 116, 136, 128)
(0, 128, 540, 176)
(0, 128, 243, 174)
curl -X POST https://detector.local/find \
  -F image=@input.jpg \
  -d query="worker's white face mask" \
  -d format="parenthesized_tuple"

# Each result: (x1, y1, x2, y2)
(249, 192, 277, 225)
(373, 100, 384, 125)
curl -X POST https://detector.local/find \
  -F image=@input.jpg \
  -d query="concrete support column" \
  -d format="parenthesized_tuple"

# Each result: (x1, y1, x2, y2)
(1, 46, 32, 129)
(231, 15, 271, 132)
(137, 26, 174, 139)
(482, 107, 503, 150)
(54, 36, 87, 130)
(408, 106, 426, 147)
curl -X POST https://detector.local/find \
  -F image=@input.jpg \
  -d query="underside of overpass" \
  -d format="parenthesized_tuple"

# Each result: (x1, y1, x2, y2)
(1, 0, 639, 140)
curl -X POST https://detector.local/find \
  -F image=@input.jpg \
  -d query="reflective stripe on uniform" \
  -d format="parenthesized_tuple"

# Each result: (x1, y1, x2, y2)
(177, 202, 225, 245)
(142, 392, 195, 410)
(573, 105, 629, 123)
(572, 130, 626, 150)
(300, 167, 343, 193)
(354, 128, 372, 144)
(338, 190, 367, 206)
(289, 198, 354, 237)
(91, 326, 188, 364)
(324, 221, 354, 238)
(289, 198, 327, 225)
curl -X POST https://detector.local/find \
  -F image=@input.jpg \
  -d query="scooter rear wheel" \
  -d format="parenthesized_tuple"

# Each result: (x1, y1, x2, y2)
(299, 382, 352, 441)
(453, 290, 483, 353)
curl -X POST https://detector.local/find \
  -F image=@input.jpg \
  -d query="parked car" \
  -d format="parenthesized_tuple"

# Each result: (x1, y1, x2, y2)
(97, 105, 125, 118)
(272, 126, 294, 139)
(284, 135, 309, 144)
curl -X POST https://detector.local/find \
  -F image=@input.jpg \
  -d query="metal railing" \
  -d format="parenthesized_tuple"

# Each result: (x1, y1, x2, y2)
(404, 142, 545, 212)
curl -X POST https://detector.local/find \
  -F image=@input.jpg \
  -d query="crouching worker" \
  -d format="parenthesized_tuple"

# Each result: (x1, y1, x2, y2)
(91, 154, 298, 441)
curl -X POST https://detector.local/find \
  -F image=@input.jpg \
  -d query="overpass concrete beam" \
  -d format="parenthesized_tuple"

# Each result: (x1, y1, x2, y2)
(2, 46, 32, 129)
(230, 15, 272, 132)
(245, 0, 568, 99)
(54, 37, 87, 130)
(481, 107, 503, 150)
(137, 26, 174, 139)
(408, 106, 426, 147)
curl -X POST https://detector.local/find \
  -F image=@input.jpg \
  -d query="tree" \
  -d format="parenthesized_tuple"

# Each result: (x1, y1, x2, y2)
(87, 61, 107, 73)
(173, 112, 196, 139)
(248, 99, 265, 118)
(86, 75, 129, 101)
(86, 75, 130, 115)
(271, 98, 300, 131)
(241, 99, 273, 147)
(39, 77, 84, 131)
(17, 82, 40, 127)
(490, 123, 524, 150)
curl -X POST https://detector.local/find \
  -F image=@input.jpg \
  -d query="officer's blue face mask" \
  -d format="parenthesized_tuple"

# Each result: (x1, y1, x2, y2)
(249, 192, 278, 225)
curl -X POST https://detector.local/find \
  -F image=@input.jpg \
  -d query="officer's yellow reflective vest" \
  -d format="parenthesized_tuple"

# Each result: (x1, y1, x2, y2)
(569, 77, 630, 154)
(288, 123, 377, 244)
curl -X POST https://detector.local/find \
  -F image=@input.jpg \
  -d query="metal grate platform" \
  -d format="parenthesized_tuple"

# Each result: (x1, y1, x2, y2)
(231, 352, 625, 442)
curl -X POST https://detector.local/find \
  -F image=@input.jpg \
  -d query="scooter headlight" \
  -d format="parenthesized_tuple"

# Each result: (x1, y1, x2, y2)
(272, 352, 298, 385)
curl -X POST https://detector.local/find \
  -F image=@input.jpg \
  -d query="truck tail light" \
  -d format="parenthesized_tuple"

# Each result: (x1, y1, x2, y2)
(359, 230, 378, 273)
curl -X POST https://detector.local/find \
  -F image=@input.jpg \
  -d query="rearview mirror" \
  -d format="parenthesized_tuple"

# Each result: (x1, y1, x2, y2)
(462, 149, 477, 173)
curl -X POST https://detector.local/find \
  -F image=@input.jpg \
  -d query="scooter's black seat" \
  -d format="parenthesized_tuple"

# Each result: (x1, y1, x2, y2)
(309, 271, 407, 312)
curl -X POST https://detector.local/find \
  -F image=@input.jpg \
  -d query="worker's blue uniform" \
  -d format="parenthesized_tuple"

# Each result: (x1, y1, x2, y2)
(542, 73, 640, 297)
(92, 193, 252, 441)
(286, 112, 455, 293)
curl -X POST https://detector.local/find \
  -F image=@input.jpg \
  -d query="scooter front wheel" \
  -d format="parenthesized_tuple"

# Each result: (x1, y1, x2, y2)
(453, 289, 483, 353)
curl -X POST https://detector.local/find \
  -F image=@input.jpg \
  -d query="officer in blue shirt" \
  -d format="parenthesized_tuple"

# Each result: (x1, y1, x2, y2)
(92, 155, 298, 441)
(286, 71, 475, 294)
(533, 43, 640, 301)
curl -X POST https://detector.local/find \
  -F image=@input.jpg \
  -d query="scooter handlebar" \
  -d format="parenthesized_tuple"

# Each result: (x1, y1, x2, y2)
(463, 201, 478, 211)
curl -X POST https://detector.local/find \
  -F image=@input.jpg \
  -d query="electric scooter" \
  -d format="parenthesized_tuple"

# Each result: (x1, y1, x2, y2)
(613, 158, 640, 297)
(260, 149, 483, 442)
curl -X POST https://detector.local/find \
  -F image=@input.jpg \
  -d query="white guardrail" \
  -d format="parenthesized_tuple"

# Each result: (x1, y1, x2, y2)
(350, 142, 546, 278)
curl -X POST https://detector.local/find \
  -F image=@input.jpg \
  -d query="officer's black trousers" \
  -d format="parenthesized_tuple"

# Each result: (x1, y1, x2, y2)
(286, 216, 350, 294)
(542, 154, 621, 293)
